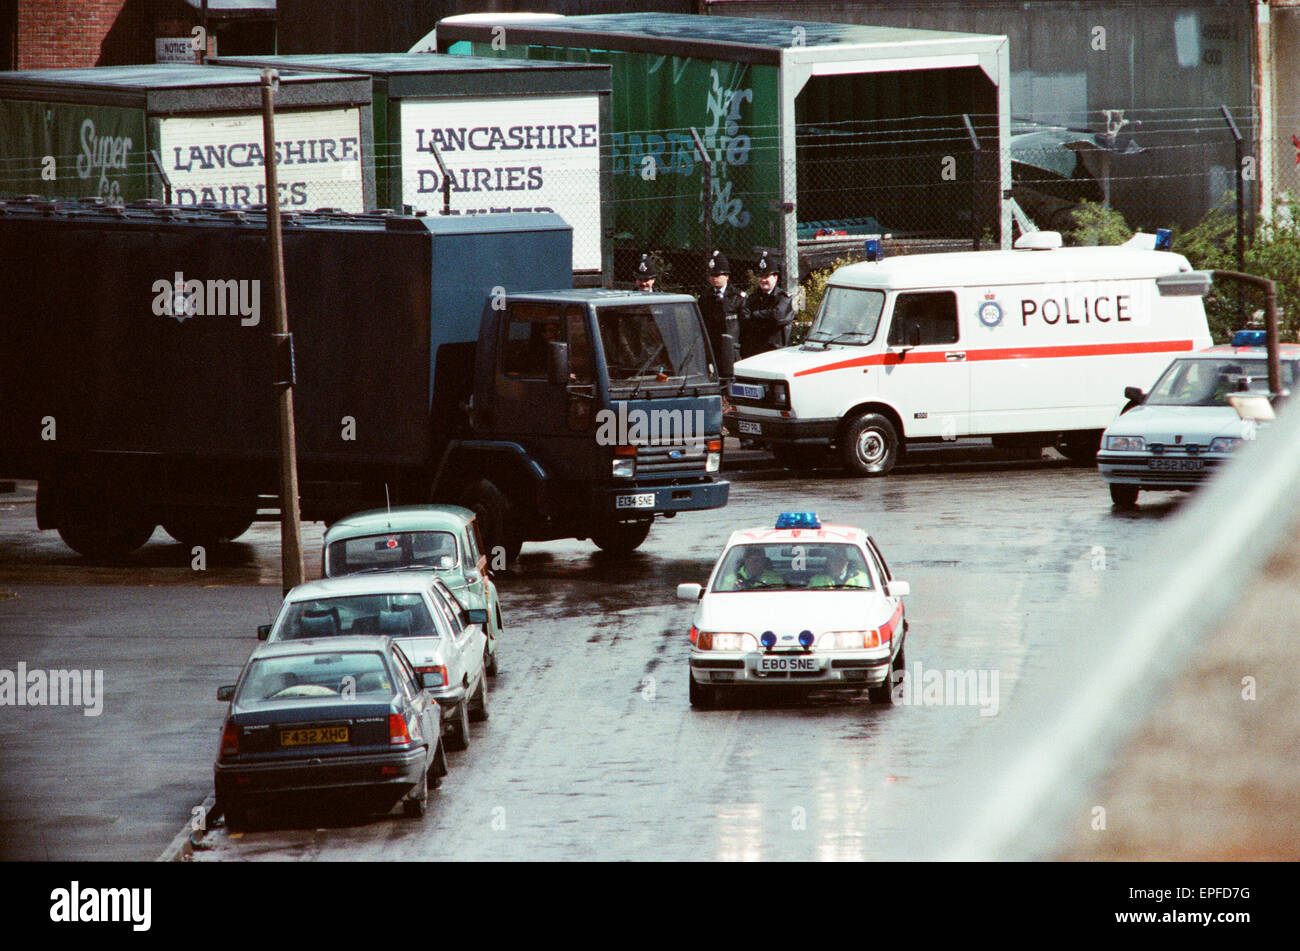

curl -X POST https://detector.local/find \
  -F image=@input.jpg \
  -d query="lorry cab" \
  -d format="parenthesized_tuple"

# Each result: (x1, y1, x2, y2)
(731, 232, 1213, 475)
(455, 288, 730, 559)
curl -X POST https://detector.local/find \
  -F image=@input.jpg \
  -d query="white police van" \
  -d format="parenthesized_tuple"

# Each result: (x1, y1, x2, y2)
(730, 232, 1213, 475)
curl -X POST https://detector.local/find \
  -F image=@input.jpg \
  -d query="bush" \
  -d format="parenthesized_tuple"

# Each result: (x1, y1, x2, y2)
(1066, 200, 1133, 246)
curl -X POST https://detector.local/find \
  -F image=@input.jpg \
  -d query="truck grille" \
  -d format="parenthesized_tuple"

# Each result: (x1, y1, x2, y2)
(637, 442, 709, 474)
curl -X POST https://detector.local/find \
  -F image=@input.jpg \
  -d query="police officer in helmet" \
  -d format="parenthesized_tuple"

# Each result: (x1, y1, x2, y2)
(697, 250, 747, 371)
(742, 254, 794, 359)
(633, 253, 658, 292)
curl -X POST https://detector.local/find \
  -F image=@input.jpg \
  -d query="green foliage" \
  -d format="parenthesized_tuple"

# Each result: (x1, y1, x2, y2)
(1066, 200, 1133, 246)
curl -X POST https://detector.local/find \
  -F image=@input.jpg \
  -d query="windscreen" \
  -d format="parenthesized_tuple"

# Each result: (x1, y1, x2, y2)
(597, 302, 712, 385)
(805, 287, 887, 346)
(1146, 358, 1295, 407)
(237, 651, 396, 703)
(326, 531, 457, 576)
(273, 594, 440, 640)
(712, 543, 874, 592)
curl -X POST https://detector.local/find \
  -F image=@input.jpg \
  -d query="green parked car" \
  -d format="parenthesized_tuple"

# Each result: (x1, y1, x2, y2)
(323, 505, 502, 676)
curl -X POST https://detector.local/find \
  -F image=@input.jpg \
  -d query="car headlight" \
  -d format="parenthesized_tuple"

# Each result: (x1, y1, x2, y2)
(1209, 437, 1241, 453)
(816, 630, 882, 650)
(612, 457, 635, 478)
(1105, 435, 1146, 451)
(697, 631, 756, 651)
(771, 382, 789, 408)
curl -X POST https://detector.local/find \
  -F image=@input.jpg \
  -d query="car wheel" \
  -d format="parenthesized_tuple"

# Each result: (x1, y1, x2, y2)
(591, 518, 653, 555)
(403, 766, 429, 818)
(840, 412, 900, 476)
(1109, 483, 1140, 508)
(445, 699, 471, 751)
(469, 674, 490, 722)
(458, 479, 522, 566)
(431, 738, 448, 788)
(688, 674, 716, 709)
(222, 801, 248, 833)
(868, 642, 905, 706)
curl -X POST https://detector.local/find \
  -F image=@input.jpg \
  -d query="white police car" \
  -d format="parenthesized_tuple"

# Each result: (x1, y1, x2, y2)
(676, 512, 910, 708)
(1097, 331, 1297, 507)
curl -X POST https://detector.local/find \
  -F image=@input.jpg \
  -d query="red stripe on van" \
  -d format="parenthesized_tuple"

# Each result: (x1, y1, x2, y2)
(792, 339, 1198, 377)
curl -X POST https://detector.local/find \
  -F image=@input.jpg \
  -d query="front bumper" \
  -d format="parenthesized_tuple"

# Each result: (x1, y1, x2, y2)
(1097, 451, 1228, 490)
(733, 413, 838, 446)
(596, 479, 730, 517)
(689, 647, 893, 688)
(214, 747, 427, 803)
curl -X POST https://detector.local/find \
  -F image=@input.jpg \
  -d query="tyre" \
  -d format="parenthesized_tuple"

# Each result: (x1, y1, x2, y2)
(430, 739, 448, 788)
(444, 699, 471, 751)
(688, 674, 716, 709)
(468, 674, 490, 723)
(57, 512, 156, 559)
(458, 479, 521, 565)
(402, 766, 429, 818)
(162, 507, 256, 548)
(591, 518, 652, 555)
(222, 801, 248, 833)
(1058, 430, 1102, 464)
(868, 642, 905, 706)
(1109, 483, 1140, 508)
(840, 412, 901, 476)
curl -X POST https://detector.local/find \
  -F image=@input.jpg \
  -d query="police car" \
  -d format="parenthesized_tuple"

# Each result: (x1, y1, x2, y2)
(1097, 331, 1297, 507)
(676, 513, 910, 708)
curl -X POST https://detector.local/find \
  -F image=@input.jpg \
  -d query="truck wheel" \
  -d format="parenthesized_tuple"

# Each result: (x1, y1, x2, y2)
(840, 413, 900, 476)
(57, 511, 156, 559)
(162, 507, 256, 548)
(1058, 430, 1102, 464)
(459, 480, 521, 565)
(591, 518, 652, 555)
(1109, 484, 1140, 508)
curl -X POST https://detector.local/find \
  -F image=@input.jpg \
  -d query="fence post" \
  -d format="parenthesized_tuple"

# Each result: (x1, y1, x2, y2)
(1220, 106, 1248, 325)
(690, 126, 713, 256)
(963, 114, 981, 250)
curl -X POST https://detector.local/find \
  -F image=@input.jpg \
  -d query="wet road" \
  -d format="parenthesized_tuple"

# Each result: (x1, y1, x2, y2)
(0, 459, 1184, 860)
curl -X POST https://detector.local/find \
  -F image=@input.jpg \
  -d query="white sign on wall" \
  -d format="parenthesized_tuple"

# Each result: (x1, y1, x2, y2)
(401, 95, 602, 271)
(155, 38, 199, 64)
(158, 108, 365, 212)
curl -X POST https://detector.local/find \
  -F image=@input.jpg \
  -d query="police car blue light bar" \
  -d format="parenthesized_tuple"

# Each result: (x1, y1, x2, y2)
(1232, 330, 1267, 347)
(1154, 228, 1172, 251)
(863, 238, 883, 262)
(776, 512, 820, 529)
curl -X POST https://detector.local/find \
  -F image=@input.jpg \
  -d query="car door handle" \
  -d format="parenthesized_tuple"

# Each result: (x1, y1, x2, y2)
(945, 351, 966, 362)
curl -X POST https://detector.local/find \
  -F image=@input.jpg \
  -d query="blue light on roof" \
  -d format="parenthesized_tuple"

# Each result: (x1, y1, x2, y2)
(776, 512, 820, 529)
(1154, 228, 1172, 251)
(1232, 330, 1267, 347)
(863, 238, 883, 262)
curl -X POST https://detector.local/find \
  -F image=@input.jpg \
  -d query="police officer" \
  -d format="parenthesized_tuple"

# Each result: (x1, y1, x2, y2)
(697, 250, 747, 368)
(721, 548, 783, 590)
(807, 548, 871, 589)
(633, 253, 658, 292)
(742, 254, 794, 358)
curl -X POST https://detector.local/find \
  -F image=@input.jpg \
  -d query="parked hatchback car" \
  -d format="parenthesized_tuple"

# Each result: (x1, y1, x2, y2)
(323, 505, 503, 676)
(262, 572, 490, 752)
(1097, 339, 1299, 507)
(214, 636, 448, 830)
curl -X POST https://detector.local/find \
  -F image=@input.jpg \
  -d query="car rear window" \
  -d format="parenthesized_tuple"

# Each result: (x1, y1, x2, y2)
(327, 531, 457, 576)
(237, 651, 396, 703)
(273, 594, 440, 640)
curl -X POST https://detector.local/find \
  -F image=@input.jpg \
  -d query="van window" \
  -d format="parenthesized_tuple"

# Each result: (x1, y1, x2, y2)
(805, 287, 886, 346)
(887, 292, 959, 346)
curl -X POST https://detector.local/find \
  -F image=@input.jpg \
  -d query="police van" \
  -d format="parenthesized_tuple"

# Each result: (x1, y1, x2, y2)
(729, 232, 1213, 475)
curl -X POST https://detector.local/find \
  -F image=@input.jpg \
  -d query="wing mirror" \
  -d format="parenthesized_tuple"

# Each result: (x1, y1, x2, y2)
(717, 334, 736, 378)
(1123, 386, 1145, 403)
(676, 583, 703, 601)
(465, 608, 489, 626)
(217, 685, 235, 702)
(419, 672, 443, 691)
(257, 624, 271, 640)
(886, 580, 910, 598)
(548, 341, 570, 386)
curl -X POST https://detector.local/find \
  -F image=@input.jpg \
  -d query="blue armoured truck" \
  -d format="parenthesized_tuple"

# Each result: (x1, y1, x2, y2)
(0, 198, 730, 561)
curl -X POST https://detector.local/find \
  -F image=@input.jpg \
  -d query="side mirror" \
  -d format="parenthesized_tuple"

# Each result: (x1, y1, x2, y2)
(257, 624, 271, 640)
(217, 685, 235, 702)
(717, 334, 736, 378)
(1123, 386, 1145, 404)
(465, 608, 489, 626)
(886, 580, 910, 598)
(419, 672, 442, 691)
(548, 341, 570, 385)
(676, 582, 703, 601)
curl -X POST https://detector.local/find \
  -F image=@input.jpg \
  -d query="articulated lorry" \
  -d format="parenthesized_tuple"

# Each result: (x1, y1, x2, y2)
(0, 197, 730, 560)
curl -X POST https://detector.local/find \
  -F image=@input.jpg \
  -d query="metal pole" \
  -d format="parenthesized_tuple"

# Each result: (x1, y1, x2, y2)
(426, 142, 452, 215)
(261, 69, 305, 594)
(690, 126, 713, 256)
(962, 114, 980, 250)
(1220, 106, 1246, 273)
(200, 0, 209, 63)
(1213, 269, 1281, 396)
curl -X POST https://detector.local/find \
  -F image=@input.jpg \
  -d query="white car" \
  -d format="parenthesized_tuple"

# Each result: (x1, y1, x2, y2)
(1097, 336, 1298, 507)
(677, 513, 910, 708)
(262, 572, 489, 752)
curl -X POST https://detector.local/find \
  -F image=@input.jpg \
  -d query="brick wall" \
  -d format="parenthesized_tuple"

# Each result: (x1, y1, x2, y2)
(16, 0, 196, 70)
